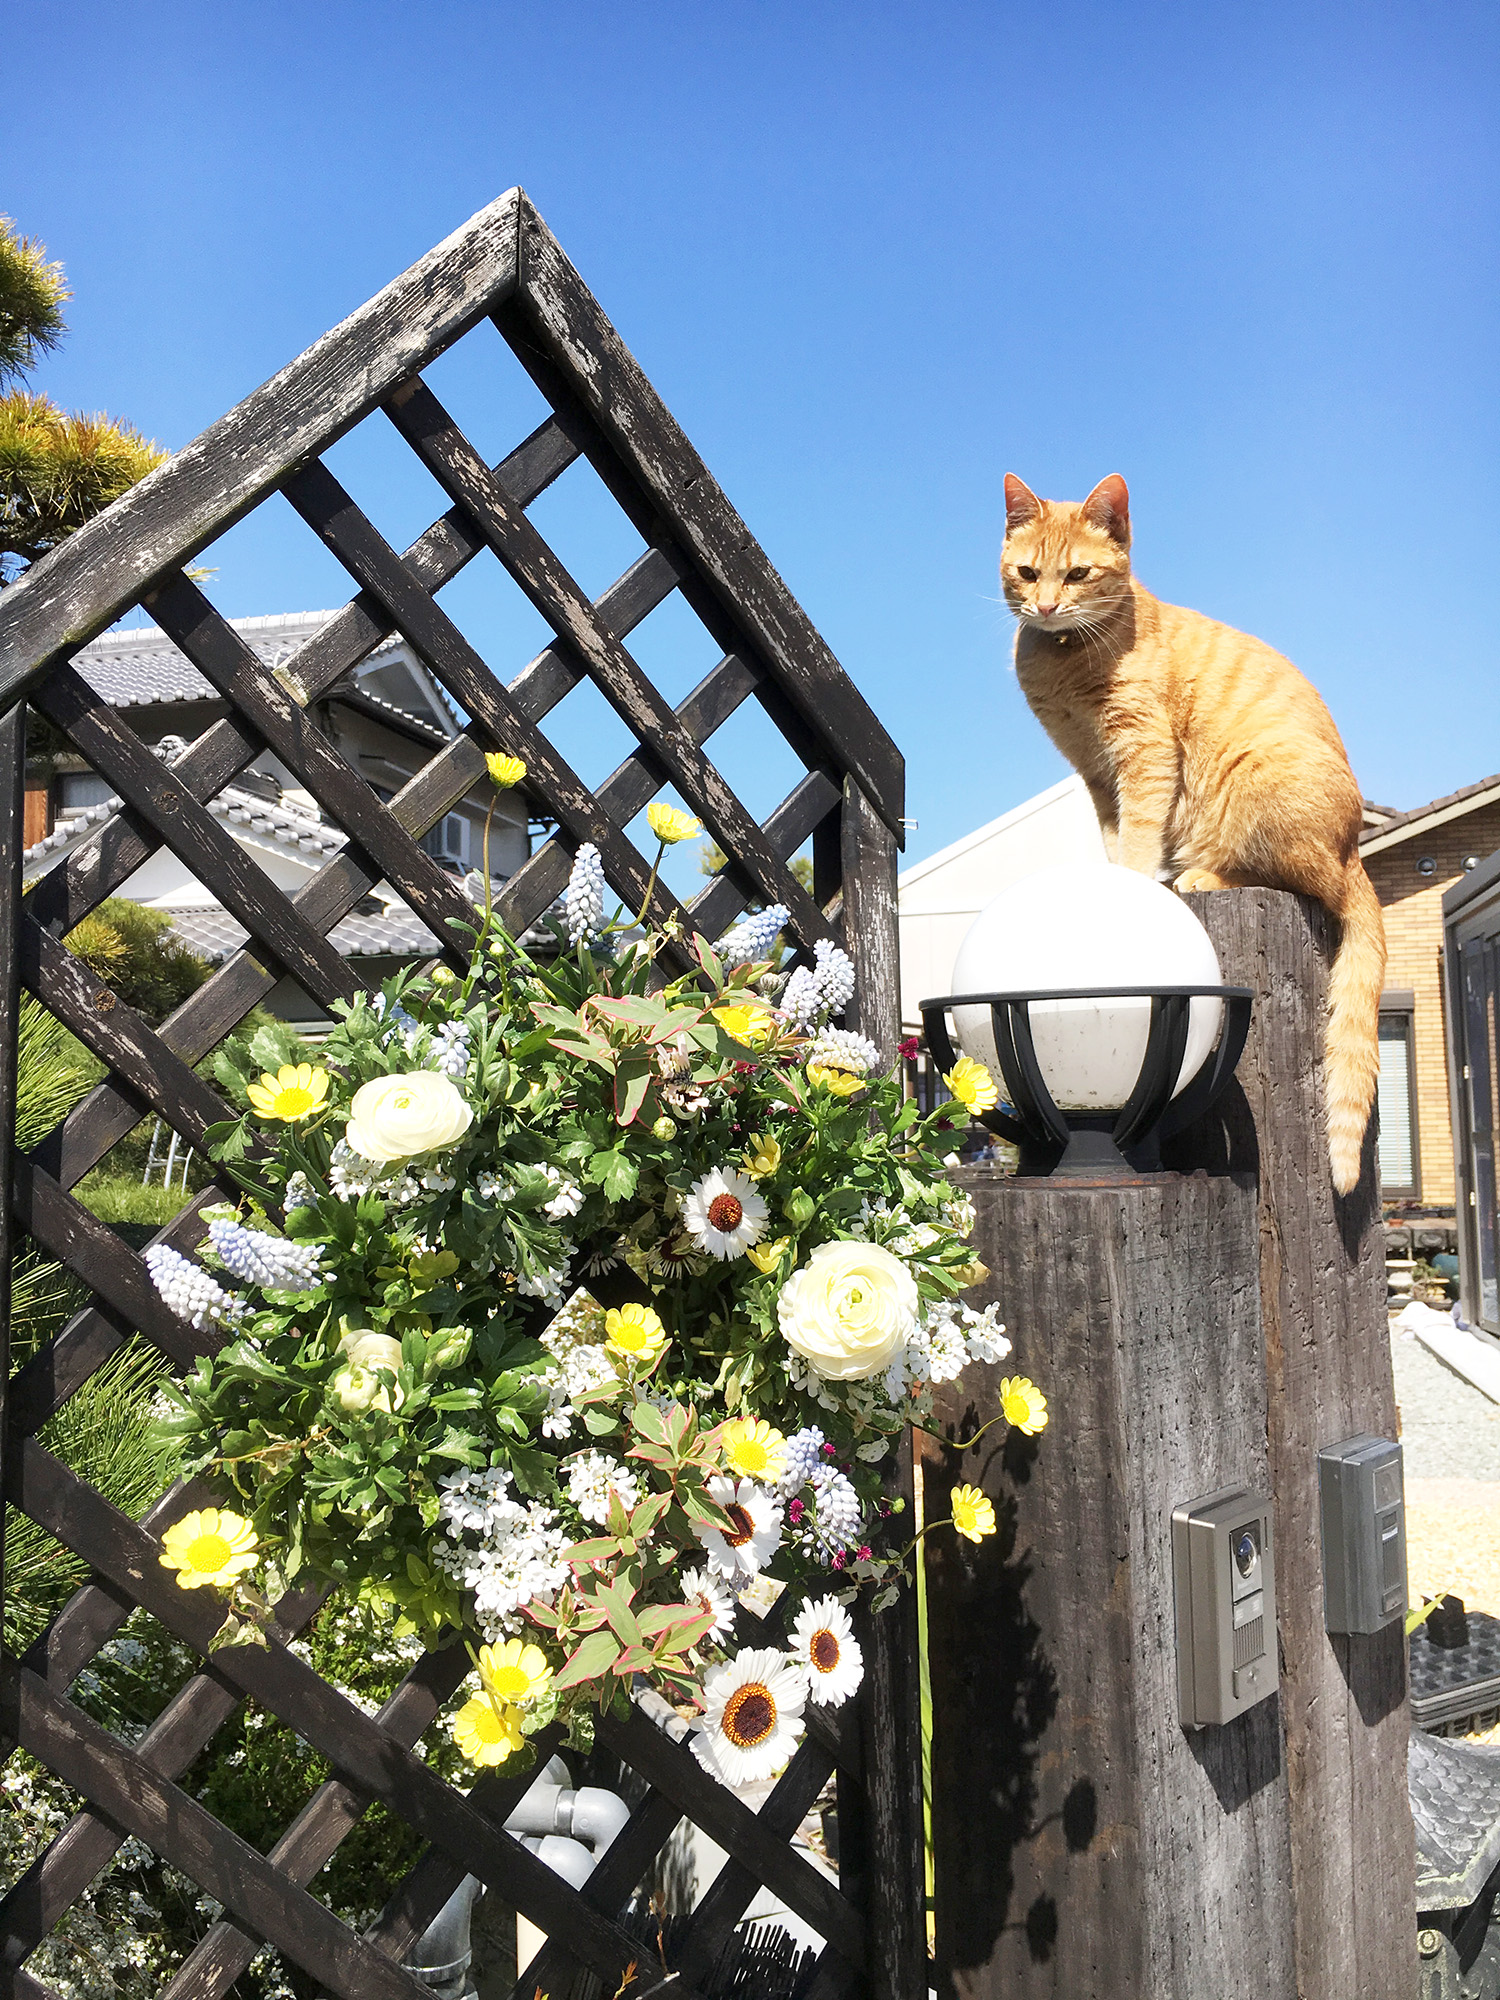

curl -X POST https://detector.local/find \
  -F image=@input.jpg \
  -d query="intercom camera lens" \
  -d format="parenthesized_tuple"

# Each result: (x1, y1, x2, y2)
(1235, 1530, 1259, 1578)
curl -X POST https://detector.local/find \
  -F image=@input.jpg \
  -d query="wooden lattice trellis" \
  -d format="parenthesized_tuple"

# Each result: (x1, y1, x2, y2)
(0, 190, 922, 1998)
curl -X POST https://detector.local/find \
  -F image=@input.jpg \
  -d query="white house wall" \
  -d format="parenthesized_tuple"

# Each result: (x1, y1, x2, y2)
(898, 775, 1107, 1028)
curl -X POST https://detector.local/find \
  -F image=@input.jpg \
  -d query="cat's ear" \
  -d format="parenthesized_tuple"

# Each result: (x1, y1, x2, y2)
(1080, 475, 1131, 547)
(1003, 474, 1042, 534)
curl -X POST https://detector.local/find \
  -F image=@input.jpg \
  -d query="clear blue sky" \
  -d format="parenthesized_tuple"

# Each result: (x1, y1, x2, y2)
(6, 2, 1498, 882)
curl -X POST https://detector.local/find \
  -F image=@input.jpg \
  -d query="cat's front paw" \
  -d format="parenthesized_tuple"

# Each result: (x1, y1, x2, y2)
(1173, 867, 1229, 895)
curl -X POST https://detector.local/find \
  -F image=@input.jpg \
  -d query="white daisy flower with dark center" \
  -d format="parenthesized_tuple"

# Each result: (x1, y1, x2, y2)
(682, 1167, 769, 1262)
(700, 1646, 807, 1785)
(679, 1565, 737, 1641)
(696, 1475, 782, 1584)
(790, 1595, 864, 1707)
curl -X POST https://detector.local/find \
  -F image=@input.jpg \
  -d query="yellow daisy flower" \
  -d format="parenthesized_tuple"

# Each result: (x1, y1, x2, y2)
(158, 1508, 260, 1590)
(485, 751, 527, 788)
(719, 1416, 788, 1482)
(1001, 1375, 1049, 1436)
(950, 1484, 997, 1544)
(646, 802, 702, 845)
(806, 1060, 864, 1099)
(478, 1638, 553, 1705)
(944, 1056, 999, 1117)
(714, 1001, 776, 1048)
(605, 1301, 669, 1365)
(742, 1133, 782, 1179)
(245, 1063, 330, 1123)
(744, 1236, 792, 1275)
(452, 1695, 525, 1767)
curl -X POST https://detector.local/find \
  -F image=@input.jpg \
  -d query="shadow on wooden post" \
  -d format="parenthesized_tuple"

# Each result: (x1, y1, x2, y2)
(925, 887, 1416, 2000)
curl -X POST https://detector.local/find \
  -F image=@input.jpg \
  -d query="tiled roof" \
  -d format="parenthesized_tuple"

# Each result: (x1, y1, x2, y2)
(1359, 774, 1500, 848)
(167, 903, 445, 966)
(72, 610, 416, 713)
(22, 777, 349, 874)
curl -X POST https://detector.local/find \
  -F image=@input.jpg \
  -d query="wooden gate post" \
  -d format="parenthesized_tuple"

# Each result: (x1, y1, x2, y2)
(925, 1171, 1296, 2000)
(925, 886, 1418, 2000)
(1168, 888, 1417, 1997)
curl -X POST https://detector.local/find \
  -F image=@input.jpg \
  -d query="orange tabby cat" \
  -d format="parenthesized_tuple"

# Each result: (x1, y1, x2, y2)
(1000, 471, 1385, 1194)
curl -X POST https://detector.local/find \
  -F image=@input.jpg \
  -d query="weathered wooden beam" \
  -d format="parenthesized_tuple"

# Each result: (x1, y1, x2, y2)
(926, 1171, 1295, 1999)
(1166, 887, 1416, 1997)
(0, 192, 522, 699)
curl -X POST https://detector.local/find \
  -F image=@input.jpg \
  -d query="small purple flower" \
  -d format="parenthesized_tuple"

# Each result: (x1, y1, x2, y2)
(821, 1442, 837, 1460)
(857, 1544, 872, 1561)
(832, 1549, 847, 1571)
(788, 1498, 805, 1525)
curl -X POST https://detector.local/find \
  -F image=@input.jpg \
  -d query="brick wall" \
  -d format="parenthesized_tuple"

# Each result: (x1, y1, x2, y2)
(1363, 801, 1500, 1206)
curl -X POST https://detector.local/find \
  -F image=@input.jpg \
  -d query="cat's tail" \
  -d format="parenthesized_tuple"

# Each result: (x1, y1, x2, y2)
(1325, 859, 1387, 1196)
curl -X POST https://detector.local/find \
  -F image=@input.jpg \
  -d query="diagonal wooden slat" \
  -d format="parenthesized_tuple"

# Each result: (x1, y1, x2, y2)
(510, 196, 904, 841)
(279, 459, 695, 952)
(384, 377, 835, 948)
(11, 1162, 216, 1374)
(0, 1583, 326, 1964)
(155, 1644, 502, 2000)
(144, 573, 479, 964)
(19, 918, 232, 1147)
(7, 1440, 662, 1991)
(24, 413, 580, 943)
(671, 1738, 839, 1993)
(0, 192, 524, 699)
(3, 1661, 435, 2000)
(29, 665, 361, 1008)
(4, 1188, 222, 1437)
(597, 1705, 864, 1970)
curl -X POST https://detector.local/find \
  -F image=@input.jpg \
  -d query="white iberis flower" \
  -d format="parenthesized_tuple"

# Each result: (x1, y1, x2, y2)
(700, 1646, 806, 1785)
(682, 1167, 768, 1262)
(679, 1565, 737, 1641)
(696, 1474, 781, 1584)
(566, 1450, 639, 1525)
(789, 1595, 864, 1707)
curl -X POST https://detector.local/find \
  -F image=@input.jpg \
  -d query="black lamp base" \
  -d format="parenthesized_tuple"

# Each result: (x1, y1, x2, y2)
(920, 985, 1254, 1182)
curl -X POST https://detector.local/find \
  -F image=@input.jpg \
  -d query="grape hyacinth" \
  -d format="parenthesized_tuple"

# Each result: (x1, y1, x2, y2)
(775, 1426, 827, 1498)
(206, 1219, 324, 1293)
(780, 939, 857, 1030)
(806, 1026, 882, 1077)
(565, 843, 607, 946)
(143, 1244, 244, 1331)
(717, 903, 789, 965)
(782, 1458, 864, 1562)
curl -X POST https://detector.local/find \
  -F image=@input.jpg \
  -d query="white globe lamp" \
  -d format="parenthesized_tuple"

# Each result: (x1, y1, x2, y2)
(921, 863, 1252, 1178)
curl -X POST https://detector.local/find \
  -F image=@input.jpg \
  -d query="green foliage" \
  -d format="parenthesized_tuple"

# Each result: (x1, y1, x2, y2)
(15, 994, 99, 1152)
(0, 215, 165, 584)
(64, 896, 209, 1025)
(73, 1173, 195, 1229)
(0, 389, 165, 578)
(3, 1255, 181, 1654)
(0, 215, 68, 387)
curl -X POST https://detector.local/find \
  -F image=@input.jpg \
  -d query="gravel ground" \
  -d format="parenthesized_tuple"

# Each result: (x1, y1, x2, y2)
(1392, 1328, 1500, 1481)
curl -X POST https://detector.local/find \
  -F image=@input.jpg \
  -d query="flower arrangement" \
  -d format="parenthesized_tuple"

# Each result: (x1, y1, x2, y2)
(154, 776, 1047, 1786)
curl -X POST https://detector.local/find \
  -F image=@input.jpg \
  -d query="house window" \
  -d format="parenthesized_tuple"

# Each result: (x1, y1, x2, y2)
(58, 772, 114, 815)
(1377, 993, 1419, 1197)
(420, 815, 467, 865)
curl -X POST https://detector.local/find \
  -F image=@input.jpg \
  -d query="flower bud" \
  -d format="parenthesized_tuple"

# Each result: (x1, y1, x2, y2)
(783, 1189, 816, 1228)
(651, 1115, 678, 1142)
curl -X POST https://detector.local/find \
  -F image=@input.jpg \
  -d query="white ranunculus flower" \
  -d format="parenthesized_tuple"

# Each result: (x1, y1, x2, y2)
(332, 1331, 405, 1413)
(345, 1070, 473, 1162)
(776, 1238, 918, 1382)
